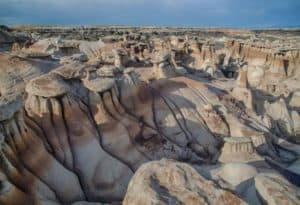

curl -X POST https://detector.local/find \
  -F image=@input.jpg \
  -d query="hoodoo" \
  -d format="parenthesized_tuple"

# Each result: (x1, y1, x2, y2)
(0, 26, 300, 205)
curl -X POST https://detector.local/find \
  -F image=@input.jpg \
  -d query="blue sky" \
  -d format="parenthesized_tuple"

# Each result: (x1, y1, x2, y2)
(0, 0, 299, 27)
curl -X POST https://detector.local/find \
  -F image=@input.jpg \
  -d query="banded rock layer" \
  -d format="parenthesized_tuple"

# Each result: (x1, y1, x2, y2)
(0, 27, 300, 205)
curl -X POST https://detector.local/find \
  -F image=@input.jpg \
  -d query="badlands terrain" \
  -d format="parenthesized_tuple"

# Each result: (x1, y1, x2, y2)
(0, 25, 300, 205)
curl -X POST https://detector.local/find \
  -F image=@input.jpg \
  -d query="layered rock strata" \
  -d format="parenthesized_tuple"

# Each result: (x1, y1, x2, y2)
(0, 27, 299, 205)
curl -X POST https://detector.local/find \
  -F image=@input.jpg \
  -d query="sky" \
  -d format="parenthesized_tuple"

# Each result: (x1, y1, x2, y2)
(0, 0, 299, 27)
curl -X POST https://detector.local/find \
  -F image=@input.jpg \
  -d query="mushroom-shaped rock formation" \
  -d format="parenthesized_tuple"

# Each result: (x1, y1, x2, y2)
(114, 49, 128, 68)
(23, 71, 134, 204)
(53, 62, 96, 80)
(0, 28, 300, 205)
(60, 53, 88, 64)
(0, 53, 58, 97)
(25, 73, 70, 97)
(153, 50, 177, 79)
(83, 76, 115, 93)
(79, 39, 105, 59)
(97, 65, 121, 78)
(27, 38, 80, 57)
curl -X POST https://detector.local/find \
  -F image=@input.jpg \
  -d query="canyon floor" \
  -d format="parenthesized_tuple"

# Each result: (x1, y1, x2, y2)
(0, 26, 300, 205)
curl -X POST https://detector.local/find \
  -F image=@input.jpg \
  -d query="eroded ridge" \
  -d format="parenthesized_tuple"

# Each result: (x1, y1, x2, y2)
(0, 27, 300, 205)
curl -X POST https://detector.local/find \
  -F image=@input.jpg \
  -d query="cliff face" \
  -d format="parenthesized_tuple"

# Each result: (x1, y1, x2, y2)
(188, 41, 218, 71)
(223, 40, 300, 78)
(0, 27, 300, 205)
(0, 70, 223, 204)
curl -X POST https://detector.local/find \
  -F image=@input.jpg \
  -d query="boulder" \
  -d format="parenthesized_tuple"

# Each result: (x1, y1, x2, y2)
(123, 159, 248, 205)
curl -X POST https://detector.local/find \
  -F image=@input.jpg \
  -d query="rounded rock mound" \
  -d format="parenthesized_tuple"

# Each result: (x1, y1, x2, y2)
(123, 159, 248, 205)
(83, 76, 115, 92)
(25, 73, 70, 97)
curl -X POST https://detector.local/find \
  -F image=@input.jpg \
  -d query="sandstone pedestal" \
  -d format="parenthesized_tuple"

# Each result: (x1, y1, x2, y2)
(219, 137, 261, 163)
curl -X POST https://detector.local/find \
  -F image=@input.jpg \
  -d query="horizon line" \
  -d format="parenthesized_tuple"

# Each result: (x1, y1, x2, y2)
(3, 24, 300, 30)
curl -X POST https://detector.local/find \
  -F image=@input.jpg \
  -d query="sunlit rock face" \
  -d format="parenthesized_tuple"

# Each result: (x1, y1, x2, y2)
(0, 26, 300, 205)
(123, 159, 248, 205)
